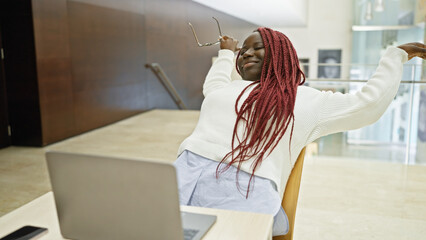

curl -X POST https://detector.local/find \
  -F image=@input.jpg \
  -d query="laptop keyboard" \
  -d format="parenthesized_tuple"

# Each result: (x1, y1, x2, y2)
(183, 228, 199, 240)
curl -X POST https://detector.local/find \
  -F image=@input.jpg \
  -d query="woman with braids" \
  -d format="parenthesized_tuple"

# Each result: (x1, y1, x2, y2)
(174, 27, 425, 236)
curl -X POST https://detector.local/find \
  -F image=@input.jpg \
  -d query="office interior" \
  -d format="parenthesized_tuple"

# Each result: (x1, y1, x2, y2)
(0, 0, 425, 239)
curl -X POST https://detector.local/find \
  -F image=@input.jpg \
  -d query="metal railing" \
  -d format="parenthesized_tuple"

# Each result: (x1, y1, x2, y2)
(145, 63, 188, 110)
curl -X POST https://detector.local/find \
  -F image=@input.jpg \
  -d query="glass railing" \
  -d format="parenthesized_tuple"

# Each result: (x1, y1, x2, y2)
(301, 62, 426, 165)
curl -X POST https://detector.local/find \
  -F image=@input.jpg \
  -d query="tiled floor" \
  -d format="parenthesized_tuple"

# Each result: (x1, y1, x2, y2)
(1, 109, 426, 239)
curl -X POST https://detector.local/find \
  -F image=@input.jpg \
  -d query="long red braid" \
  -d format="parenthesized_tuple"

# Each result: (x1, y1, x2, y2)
(216, 27, 305, 197)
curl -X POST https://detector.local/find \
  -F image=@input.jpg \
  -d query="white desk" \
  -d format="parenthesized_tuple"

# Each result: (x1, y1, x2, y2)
(0, 192, 273, 240)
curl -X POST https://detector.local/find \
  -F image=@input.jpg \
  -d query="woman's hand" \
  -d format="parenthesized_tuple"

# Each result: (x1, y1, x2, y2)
(220, 36, 240, 52)
(397, 43, 426, 60)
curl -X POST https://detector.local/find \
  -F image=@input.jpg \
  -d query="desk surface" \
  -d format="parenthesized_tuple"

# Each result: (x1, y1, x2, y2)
(0, 192, 273, 240)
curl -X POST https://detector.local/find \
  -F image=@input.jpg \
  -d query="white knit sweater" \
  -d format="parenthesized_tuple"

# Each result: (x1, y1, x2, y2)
(178, 47, 408, 197)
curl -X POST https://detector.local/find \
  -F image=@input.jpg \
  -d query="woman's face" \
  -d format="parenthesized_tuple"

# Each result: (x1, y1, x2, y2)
(237, 32, 265, 81)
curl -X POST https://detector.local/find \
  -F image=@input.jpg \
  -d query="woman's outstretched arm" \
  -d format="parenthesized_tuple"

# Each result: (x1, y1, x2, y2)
(304, 43, 425, 143)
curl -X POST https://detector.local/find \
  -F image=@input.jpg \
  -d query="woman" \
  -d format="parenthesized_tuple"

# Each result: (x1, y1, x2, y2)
(174, 27, 425, 236)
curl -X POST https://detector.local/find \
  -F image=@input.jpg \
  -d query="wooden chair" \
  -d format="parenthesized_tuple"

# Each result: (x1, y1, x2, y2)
(273, 147, 306, 240)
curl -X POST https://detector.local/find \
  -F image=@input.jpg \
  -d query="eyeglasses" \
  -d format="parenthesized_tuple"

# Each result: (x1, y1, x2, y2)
(188, 17, 223, 47)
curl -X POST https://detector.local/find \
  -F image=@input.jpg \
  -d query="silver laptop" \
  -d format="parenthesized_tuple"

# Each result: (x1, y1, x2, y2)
(46, 151, 216, 240)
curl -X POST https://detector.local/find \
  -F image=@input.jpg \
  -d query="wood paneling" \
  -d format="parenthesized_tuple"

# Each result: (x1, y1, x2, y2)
(0, 0, 257, 147)
(66, 1, 146, 133)
(144, 0, 186, 109)
(32, 0, 75, 145)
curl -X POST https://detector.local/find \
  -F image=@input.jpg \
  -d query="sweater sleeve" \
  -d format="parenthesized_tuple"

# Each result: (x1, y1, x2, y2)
(203, 49, 235, 97)
(306, 46, 409, 143)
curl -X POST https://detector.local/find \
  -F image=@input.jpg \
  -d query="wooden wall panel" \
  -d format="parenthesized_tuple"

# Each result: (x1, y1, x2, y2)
(144, 0, 187, 109)
(32, 0, 75, 145)
(5, 0, 257, 147)
(145, 31, 188, 109)
(66, 1, 146, 133)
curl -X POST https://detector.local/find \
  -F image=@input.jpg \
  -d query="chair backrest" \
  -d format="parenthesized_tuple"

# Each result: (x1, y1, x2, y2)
(273, 147, 306, 240)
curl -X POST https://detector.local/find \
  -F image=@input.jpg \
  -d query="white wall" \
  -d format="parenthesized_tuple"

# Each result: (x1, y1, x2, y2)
(275, 0, 353, 79)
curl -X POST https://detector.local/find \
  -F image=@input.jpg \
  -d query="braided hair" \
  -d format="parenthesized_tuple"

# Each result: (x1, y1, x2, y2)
(216, 27, 305, 197)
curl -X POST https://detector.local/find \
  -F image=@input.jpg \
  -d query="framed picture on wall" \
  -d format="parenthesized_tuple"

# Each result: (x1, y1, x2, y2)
(317, 49, 341, 79)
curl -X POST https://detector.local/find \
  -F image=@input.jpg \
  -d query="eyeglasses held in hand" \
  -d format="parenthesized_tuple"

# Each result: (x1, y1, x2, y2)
(188, 17, 223, 47)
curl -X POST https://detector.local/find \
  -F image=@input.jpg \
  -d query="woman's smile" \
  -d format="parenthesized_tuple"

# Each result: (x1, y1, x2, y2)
(243, 61, 258, 69)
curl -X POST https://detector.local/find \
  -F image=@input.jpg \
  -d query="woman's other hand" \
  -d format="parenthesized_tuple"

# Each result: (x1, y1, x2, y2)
(220, 36, 240, 52)
(397, 43, 426, 60)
